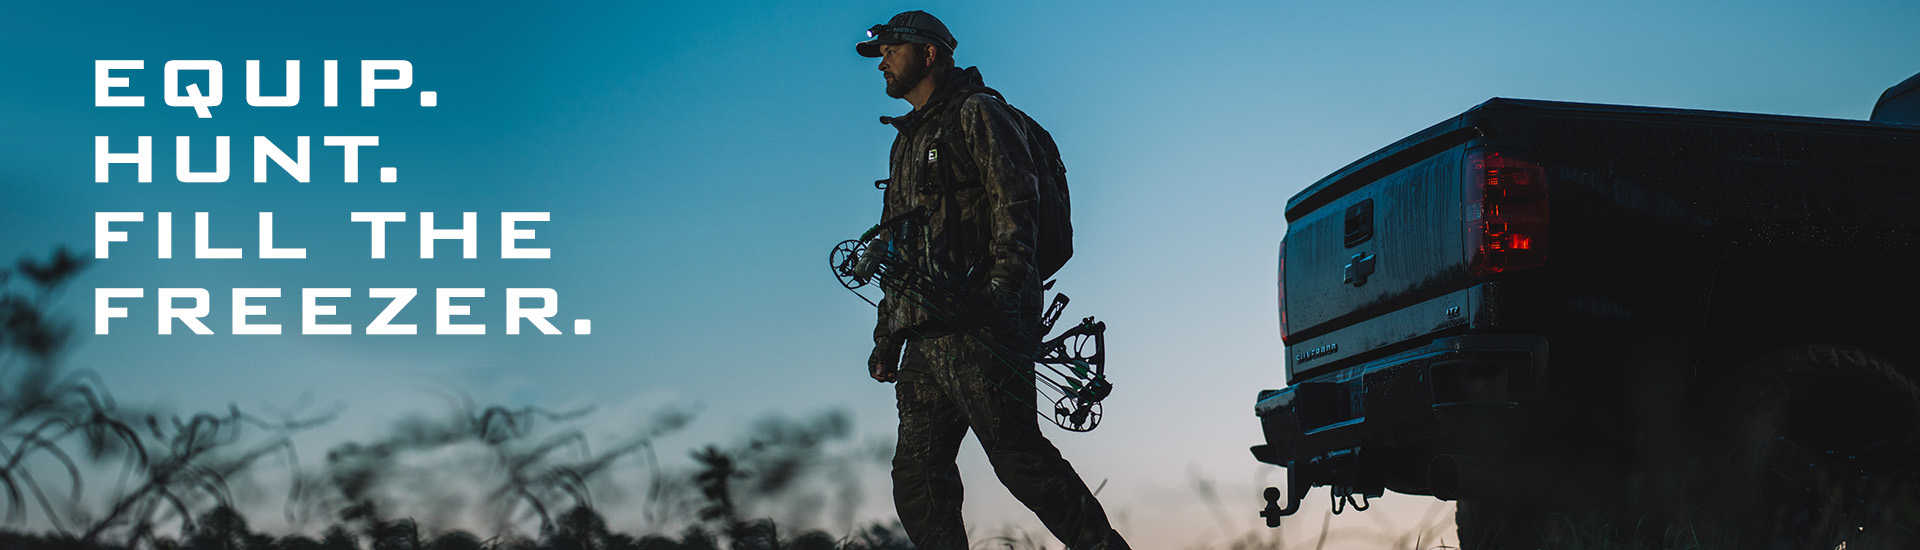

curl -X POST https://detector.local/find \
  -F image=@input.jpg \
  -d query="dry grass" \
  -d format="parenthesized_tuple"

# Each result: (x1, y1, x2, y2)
(0, 248, 895, 549)
(9, 245, 1915, 550)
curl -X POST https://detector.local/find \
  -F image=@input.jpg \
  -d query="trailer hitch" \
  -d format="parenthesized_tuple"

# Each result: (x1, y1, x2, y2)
(1262, 450, 1385, 526)
(1259, 465, 1306, 527)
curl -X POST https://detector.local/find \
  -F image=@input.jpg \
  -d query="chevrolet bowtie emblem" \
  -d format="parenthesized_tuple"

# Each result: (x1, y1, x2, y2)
(1344, 252, 1375, 287)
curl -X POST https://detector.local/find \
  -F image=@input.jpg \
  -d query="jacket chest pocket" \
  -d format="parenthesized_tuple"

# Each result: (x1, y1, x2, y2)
(916, 142, 974, 194)
(908, 132, 989, 279)
(925, 185, 989, 278)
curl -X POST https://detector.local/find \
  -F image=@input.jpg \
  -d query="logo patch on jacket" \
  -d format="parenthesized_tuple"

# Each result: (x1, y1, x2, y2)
(926, 148, 939, 162)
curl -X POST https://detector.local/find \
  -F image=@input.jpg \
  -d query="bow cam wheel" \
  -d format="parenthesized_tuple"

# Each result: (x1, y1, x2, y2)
(830, 239, 869, 290)
(1053, 395, 1102, 432)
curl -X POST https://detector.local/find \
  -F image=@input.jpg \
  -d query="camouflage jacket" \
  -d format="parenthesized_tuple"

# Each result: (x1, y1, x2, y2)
(873, 66, 1042, 344)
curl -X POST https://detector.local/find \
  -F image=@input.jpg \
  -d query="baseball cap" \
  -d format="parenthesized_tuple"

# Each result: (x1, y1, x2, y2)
(856, 10, 957, 58)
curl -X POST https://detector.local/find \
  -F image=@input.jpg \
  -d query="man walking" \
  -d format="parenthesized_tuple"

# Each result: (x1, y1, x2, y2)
(855, 11, 1130, 550)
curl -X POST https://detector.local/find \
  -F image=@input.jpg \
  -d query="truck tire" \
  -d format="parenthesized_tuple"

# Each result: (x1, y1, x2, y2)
(1456, 496, 1627, 550)
(1455, 499, 1545, 550)
(1693, 344, 1920, 549)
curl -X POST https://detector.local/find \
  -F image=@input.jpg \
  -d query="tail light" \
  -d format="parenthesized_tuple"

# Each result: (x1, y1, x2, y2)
(1465, 149, 1549, 276)
(1278, 239, 1289, 344)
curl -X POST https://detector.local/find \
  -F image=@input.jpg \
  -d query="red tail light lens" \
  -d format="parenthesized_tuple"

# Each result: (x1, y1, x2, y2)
(1465, 149, 1549, 277)
(1278, 239, 1289, 344)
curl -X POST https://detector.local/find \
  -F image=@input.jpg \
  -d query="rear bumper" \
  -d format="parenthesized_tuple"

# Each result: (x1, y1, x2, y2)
(1253, 334, 1547, 501)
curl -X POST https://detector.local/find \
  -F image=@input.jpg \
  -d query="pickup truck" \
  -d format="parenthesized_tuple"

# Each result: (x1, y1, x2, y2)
(1253, 74, 1920, 549)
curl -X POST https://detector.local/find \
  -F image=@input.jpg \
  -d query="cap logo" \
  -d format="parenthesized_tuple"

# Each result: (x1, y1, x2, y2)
(864, 23, 955, 52)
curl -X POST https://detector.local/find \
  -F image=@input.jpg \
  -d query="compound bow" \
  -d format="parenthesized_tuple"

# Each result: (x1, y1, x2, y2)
(829, 208, 1112, 432)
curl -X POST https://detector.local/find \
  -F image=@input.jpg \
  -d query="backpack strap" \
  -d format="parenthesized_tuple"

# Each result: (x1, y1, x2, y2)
(936, 97, 981, 186)
(922, 89, 998, 284)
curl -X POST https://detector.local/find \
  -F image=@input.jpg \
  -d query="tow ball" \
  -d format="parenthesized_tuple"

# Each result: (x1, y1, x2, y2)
(1259, 487, 1288, 527)
(1259, 466, 1305, 527)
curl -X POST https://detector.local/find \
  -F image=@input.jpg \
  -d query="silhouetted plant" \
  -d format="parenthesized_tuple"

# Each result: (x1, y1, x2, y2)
(632, 533, 680, 550)
(782, 530, 833, 550)
(689, 447, 741, 530)
(676, 526, 718, 550)
(181, 505, 257, 550)
(317, 525, 357, 550)
(1, 247, 134, 533)
(683, 410, 871, 546)
(1, 249, 333, 548)
(541, 505, 635, 550)
(0, 248, 909, 550)
(85, 406, 329, 547)
(269, 532, 325, 550)
(832, 522, 909, 550)
(292, 391, 697, 542)
(425, 530, 483, 550)
(726, 519, 777, 550)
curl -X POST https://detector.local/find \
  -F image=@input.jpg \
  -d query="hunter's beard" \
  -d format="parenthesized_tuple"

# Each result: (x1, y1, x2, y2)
(886, 60, 930, 99)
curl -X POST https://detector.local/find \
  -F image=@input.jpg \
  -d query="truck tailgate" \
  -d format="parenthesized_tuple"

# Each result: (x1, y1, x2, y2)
(1283, 122, 1477, 380)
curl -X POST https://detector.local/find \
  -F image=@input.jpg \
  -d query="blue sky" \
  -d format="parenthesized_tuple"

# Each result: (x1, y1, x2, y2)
(3, 1, 1916, 547)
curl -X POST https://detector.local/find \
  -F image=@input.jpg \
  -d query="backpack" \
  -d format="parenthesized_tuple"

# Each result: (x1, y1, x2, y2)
(934, 88, 1074, 281)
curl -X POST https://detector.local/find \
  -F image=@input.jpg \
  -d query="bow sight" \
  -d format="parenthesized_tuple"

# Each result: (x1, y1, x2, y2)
(830, 211, 1112, 432)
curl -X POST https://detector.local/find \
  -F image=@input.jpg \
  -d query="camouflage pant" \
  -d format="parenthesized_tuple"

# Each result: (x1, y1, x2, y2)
(892, 332, 1129, 550)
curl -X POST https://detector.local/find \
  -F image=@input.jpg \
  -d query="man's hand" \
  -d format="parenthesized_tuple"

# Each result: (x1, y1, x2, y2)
(869, 338, 904, 383)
